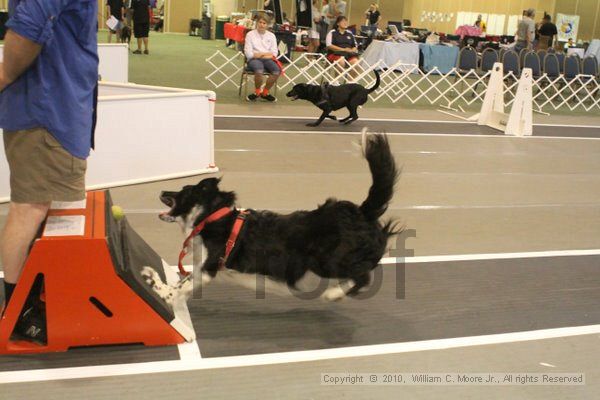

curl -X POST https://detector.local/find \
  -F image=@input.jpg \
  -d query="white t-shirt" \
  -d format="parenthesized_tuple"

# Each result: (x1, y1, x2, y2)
(244, 29, 278, 60)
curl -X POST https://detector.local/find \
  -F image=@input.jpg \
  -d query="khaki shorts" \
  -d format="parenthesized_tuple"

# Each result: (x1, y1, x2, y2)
(3, 128, 87, 203)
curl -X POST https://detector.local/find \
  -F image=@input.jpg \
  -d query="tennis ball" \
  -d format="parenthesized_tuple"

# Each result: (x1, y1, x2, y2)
(111, 205, 125, 221)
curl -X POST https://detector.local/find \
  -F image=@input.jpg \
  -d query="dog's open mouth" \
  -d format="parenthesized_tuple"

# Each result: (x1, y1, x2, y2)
(159, 192, 177, 222)
(286, 93, 299, 101)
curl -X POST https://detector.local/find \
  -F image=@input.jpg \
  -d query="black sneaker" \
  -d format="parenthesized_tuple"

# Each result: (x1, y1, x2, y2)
(13, 301, 47, 345)
(261, 94, 277, 102)
(246, 93, 259, 102)
(132, 49, 142, 54)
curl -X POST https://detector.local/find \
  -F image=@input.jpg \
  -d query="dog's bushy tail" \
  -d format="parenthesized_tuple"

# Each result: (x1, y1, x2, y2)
(359, 129, 398, 221)
(367, 70, 381, 93)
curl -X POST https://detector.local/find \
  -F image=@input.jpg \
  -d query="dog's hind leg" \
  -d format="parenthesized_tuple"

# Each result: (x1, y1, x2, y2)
(340, 105, 359, 125)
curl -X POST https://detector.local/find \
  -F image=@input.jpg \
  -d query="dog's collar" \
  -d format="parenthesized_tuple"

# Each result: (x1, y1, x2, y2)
(177, 207, 233, 276)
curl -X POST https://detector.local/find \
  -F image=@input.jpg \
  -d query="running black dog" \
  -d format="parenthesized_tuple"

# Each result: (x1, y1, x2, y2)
(286, 70, 380, 127)
(143, 130, 399, 302)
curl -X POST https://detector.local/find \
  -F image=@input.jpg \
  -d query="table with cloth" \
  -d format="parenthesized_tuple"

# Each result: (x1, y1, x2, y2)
(418, 43, 459, 74)
(361, 40, 421, 72)
(584, 40, 600, 60)
(224, 22, 248, 44)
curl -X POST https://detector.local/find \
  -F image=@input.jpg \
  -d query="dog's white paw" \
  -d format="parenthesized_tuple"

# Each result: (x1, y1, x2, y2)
(321, 286, 347, 302)
(141, 266, 177, 305)
(201, 271, 213, 285)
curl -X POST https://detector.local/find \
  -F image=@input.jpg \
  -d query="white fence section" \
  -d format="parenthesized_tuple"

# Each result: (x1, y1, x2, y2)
(205, 50, 600, 114)
(0, 43, 129, 83)
(0, 82, 218, 203)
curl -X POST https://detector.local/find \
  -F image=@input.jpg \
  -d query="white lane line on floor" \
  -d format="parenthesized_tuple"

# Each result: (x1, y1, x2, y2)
(215, 129, 600, 141)
(163, 261, 202, 361)
(1, 324, 599, 384)
(379, 249, 600, 264)
(1, 249, 600, 280)
(215, 115, 600, 129)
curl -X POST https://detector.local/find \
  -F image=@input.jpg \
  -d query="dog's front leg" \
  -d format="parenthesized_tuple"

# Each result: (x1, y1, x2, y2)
(306, 109, 330, 127)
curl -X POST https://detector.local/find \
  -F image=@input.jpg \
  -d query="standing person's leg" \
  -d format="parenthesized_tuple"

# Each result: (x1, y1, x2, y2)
(1, 203, 50, 302)
(1, 128, 87, 343)
(133, 21, 143, 53)
(107, 29, 113, 43)
(143, 23, 150, 54)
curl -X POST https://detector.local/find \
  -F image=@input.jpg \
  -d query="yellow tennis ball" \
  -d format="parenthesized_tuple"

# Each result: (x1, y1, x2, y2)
(111, 205, 125, 221)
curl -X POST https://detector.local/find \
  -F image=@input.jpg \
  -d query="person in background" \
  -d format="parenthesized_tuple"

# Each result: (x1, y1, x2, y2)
(475, 14, 486, 33)
(131, 0, 150, 54)
(538, 14, 558, 49)
(308, 0, 322, 54)
(515, 8, 535, 53)
(244, 15, 280, 102)
(321, 0, 332, 30)
(332, 0, 346, 19)
(106, 0, 125, 43)
(564, 37, 575, 51)
(365, 3, 381, 28)
(326, 15, 359, 76)
(0, 0, 98, 344)
(153, 0, 164, 32)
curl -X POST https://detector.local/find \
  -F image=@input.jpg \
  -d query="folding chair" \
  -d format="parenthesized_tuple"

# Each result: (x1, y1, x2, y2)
(556, 52, 566, 74)
(238, 57, 279, 98)
(581, 56, 599, 99)
(519, 47, 528, 69)
(524, 52, 542, 79)
(541, 53, 561, 93)
(473, 48, 498, 95)
(454, 46, 478, 97)
(536, 49, 547, 65)
(502, 50, 520, 77)
(564, 55, 582, 102)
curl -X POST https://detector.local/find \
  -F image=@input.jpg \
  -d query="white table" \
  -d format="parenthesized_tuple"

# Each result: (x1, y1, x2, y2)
(361, 40, 420, 72)
(584, 39, 600, 60)
(567, 48, 585, 58)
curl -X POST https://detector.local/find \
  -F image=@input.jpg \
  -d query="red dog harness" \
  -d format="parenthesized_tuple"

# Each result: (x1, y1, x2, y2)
(177, 208, 249, 277)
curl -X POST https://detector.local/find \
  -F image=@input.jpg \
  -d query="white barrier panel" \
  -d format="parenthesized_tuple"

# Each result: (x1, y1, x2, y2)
(0, 43, 128, 83)
(0, 82, 218, 202)
(98, 43, 129, 83)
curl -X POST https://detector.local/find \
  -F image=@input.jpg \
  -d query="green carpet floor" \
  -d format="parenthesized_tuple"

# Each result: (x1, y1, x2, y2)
(1, 31, 595, 115)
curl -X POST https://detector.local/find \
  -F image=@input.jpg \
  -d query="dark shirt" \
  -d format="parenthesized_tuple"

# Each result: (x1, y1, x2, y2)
(327, 29, 357, 52)
(131, 0, 149, 24)
(106, 0, 124, 19)
(366, 10, 380, 26)
(538, 22, 558, 46)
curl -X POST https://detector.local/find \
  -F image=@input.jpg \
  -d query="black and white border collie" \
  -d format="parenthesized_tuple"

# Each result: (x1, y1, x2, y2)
(142, 130, 400, 303)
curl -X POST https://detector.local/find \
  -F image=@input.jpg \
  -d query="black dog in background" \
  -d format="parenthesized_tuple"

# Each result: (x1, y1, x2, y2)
(286, 70, 380, 127)
(120, 25, 132, 46)
(149, 131, 400, 302)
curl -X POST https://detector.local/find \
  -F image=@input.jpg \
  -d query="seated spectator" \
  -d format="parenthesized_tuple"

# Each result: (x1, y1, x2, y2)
(244, 15, 281, 102)
(326, 16, 359, 72)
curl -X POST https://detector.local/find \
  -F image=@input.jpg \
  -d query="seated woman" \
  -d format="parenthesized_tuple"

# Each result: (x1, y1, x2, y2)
(326, 16, 359, 72)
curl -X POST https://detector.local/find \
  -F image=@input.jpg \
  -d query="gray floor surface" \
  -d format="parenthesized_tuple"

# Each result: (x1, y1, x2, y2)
(1, 105, 599, 399)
